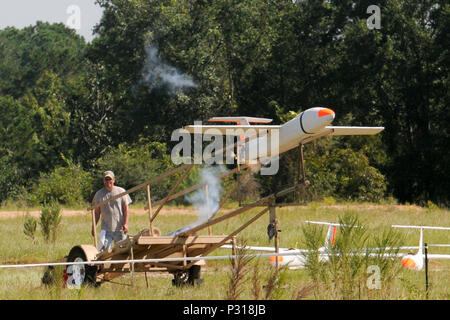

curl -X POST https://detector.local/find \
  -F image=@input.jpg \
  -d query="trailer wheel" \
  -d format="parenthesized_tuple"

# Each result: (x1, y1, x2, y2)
(172, 270, 189, 287)
(172, 266, 203, 287)
(66, 248, 98, 288)
(188, 265, 202, 285)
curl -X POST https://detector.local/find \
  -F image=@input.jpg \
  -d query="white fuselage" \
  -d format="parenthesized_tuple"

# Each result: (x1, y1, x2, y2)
(240, 107, 335, 163)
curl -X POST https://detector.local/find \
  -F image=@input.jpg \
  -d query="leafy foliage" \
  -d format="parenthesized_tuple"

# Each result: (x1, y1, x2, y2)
(32, 162, 94, 206)
(95, 140, 176, 202)
(0, 1, 448, 206)
(307, 147, 387, 202)
(0, 22, 86, 98)
(23, 214, 38, 241)
(39, 203, 62, 243)
(301, 213, 405, 299)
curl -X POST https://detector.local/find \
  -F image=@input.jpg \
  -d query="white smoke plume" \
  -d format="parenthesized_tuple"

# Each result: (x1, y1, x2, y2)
(166, 165, 227, 236)
(142, 46, 197, 93)
(185, 165, 226, 223)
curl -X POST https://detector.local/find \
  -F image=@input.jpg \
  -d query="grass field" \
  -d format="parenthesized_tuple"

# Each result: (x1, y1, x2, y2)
(0, 201, 449, 300)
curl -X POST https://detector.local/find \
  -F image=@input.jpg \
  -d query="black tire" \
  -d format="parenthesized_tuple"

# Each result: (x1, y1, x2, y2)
(66, 248, 99, 288)
(41, 266, 57, 286)
(171, 266, 203, 287)
(171, 270, 189, 287)
(188, 265, 202, 285)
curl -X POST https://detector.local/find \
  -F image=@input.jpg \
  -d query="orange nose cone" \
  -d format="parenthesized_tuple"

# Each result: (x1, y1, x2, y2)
(318, 108, 335, 118)
(401, 257, 416, 269)
(269, 256, 283, 263)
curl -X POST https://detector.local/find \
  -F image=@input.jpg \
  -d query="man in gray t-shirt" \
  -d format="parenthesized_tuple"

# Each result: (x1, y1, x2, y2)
(92, 171, 132, 251)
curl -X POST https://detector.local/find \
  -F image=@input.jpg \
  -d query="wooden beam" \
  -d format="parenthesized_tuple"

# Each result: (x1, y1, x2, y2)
(182, 245, 187, 267)
(176, 194, 275, 236)
(142, 246, 186, 262)
(150, 164, 194, 223)
(130, 245, 135, 285)
(206, 184, 212, 235)
(211, 167, 252, 220)
(137, 235, 232, 246)
(101, 263, 184, 273)
(231, 236, 237, 269)
(185, 207, 270, 269)
(91, 209, 97, 248)
(87, 164, 192, 211)
(146, 185, 153, 236)
(144, 165, 248, 210)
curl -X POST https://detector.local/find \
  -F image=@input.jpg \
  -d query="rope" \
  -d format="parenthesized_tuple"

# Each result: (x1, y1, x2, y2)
(0, 251, 303, 269)
(1, 248, 447, 269)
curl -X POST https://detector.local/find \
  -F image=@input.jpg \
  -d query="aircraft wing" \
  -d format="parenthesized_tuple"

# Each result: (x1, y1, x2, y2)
(208, 117, 273, 125)
(221, 244, 275, 252)
(221, 244, 308, 253)
(326, 126, 385, 136)
(183, 125, 280, 136)
(427, 254, 450, 260)
(298, 126, 385, 144)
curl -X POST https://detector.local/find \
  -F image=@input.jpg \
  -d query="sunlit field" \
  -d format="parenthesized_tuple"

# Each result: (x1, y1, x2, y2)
(0, 202, 449, 300)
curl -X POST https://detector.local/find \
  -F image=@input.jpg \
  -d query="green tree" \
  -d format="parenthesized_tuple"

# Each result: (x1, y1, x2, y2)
(1, 0, 443, 207)
(95, 140, 176, 202)
(332, 0, 450, 205)
(0, 96, 35, 201)
(20, 71, 72, 172)
(0, 22, 86, 99)
(65, 61, 115, 166)
(0, 22, 89, 198)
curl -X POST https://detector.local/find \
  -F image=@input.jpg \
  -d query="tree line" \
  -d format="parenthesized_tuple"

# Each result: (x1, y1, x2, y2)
(0, 0, 448, 206)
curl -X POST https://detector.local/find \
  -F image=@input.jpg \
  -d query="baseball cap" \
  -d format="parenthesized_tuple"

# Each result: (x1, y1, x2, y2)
(103, 171, 115, 179)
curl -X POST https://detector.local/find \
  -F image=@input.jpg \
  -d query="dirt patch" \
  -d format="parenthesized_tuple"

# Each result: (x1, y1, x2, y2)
(0, 207, 199, 219)
(312, 204, 426, 211)
(285, 203, 426, 212)
(0, 203, 431, 219)
(0, 210, 84, 219)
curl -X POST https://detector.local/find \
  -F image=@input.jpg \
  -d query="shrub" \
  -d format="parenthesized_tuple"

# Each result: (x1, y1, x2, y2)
(226, 241, 254, 300)
(323, 196, 337, 205)
(32, 162, 94, 206)
(301, 213, 404, 299)
(40, 203, 62, 243)
(307, 148, 386, 202)
(427, 200, 439, 211)
(23, 214, 38, 240)
(2, 186, 34, 209)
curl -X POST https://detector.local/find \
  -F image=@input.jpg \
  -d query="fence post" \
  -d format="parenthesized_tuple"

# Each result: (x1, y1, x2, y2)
(146, 185, 153, 236)
(91, 209, 97, 248)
